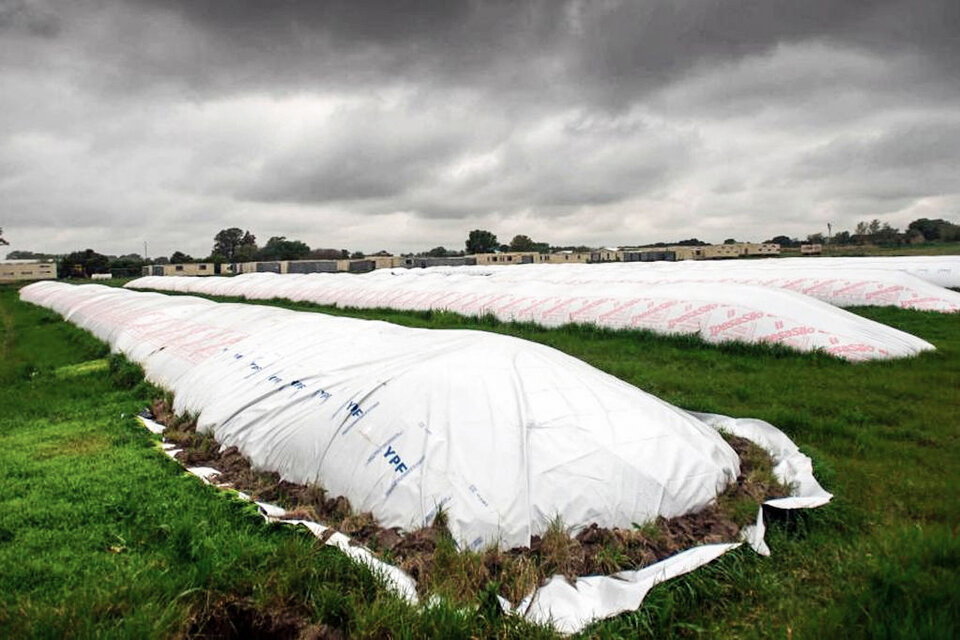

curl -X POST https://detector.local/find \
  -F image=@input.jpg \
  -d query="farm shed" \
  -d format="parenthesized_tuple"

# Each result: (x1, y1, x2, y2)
(0, 260, 56, 282)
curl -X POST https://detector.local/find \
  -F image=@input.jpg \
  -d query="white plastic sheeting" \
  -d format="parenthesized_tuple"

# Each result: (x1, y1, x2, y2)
(24, 281, 832, 634)
(22, 281, 741, 550)
(384, 260, 960, 313)
(142, 411, 831, 635)
(732, 255, 960, 289)
(517, 411, 832, 633)
(127, 272, 935, 361)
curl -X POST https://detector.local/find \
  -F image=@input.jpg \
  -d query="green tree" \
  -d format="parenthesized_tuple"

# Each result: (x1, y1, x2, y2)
(765, 235, 799, 248)
(0, 227, 8, 246)
(940, 223, 960, 242)
(509, 235, 536, 252)
(874, 222, 901, 245)
(723, 238, 737, 245)
(6, 250, 55, 260)
(831, 230, 851, 245)
(58, 249, 110, 278)
(110, 254, 145, 269)
(258, 236, 311, 261)
(234, 244, 259, 262)
(212, 228, 257, 261)
(169, 251, 193, 264)
(424, 246, 449, 257)
(465, 229, 498, 254)
(308, 248, 343, 260)
(908, 218, 940, 241)
(907, 218, 960, 242)
(110, 253, 146, 278)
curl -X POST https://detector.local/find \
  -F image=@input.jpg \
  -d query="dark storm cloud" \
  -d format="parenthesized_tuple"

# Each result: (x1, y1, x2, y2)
(239, 103, 696, 216)
(0, 0, 61, 37)
(8, 0, 960, 105)
(242, 105, 473, 204)
(567, 0, 959, 101)
(1, 0, 959, 256)
(100, 0, 960, 105)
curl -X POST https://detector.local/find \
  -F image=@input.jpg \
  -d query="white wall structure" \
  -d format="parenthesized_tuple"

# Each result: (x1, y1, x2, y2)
(127, 271, 935, 361)
(22, 282, 743, 550)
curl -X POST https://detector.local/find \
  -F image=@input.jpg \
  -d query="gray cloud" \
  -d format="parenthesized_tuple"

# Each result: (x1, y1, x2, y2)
(70, 0, 957, 105)
(0, 0, 61, 37)
(0, 0, 958, 257)
(241, 100, 484, 204)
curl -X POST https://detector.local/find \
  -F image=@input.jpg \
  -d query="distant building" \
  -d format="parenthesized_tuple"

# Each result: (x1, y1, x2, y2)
(473, 252, 541, 265)
(622, 248, 691, 261)
(590, 248, 621, 262)
(800, 244, 823, 255)
(140, 240, 785, 279)
(218, 259, 379, 275)
(542, 251, 591, 264)
(0, 261, 56, 282)
(620, 242, 780, 262)
(256, 261, 283, 273)
(641, 250, 678, 262)
(700, 244, 743, 259)
(336, 259, 377, 273)
(743, 243, 780, 256)
(368, 256, 402, 270)
(285, 260, 340, 274)
(143, 263, 218, 276)
(396, 256, 475, 268)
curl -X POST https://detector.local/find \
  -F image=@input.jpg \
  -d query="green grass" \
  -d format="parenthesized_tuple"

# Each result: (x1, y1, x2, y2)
(801, 243, 960, 257)
(0, 287, 551, 639)
(2, 283, 958, 638)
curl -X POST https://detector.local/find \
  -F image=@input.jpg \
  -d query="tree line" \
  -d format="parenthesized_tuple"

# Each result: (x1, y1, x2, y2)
(8, 228, 391, 279)
(424, 230, 578, 258)
(760, 217, 960, 249)
(5, 217, 959, 278)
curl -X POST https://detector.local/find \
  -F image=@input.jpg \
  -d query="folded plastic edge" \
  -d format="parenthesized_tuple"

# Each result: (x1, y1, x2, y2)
(137, 409, 831, 634)
(514, 411, 832, 634)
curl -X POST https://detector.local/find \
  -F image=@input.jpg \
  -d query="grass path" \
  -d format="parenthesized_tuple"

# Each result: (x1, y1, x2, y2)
(1, 282, 958, 637)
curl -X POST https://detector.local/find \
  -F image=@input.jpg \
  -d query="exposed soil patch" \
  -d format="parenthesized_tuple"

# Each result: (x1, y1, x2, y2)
(149, 398, 789, 607)
(185, 597, 342, 640)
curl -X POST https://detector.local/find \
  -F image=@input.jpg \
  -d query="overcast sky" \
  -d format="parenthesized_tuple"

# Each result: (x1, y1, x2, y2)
(2, 0, 958, 257)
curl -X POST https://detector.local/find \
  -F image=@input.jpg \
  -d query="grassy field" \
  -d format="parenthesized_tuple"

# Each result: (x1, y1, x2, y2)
(782, 242, 960, 257)
(1, 282, 958, 638)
